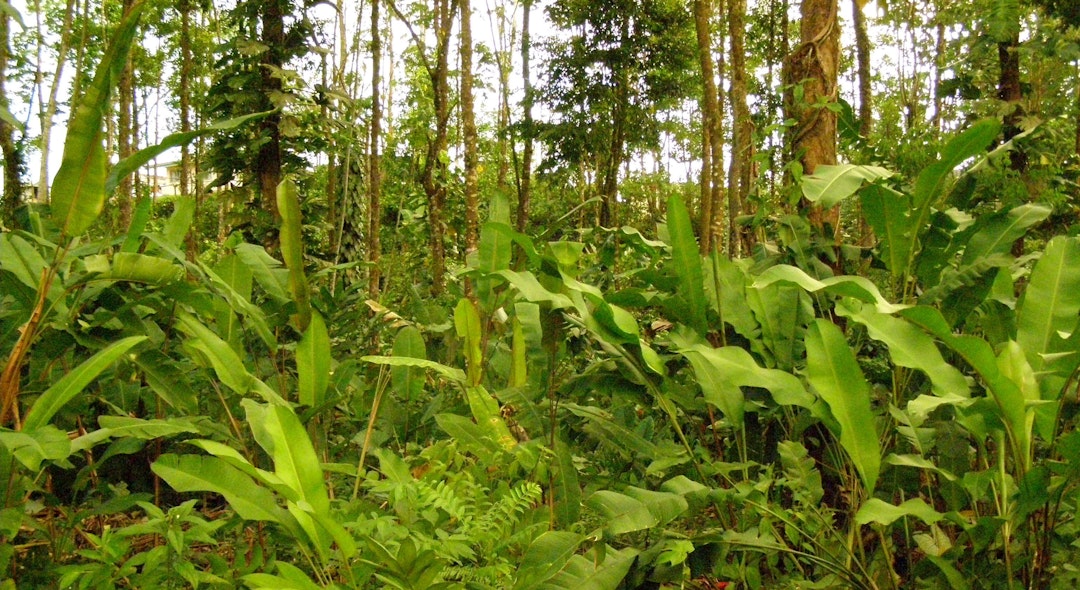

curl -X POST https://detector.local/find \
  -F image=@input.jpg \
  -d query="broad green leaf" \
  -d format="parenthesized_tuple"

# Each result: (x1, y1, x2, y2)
(706, 254, 761, 346)
(666, 195, 707, 335)
(464, 385, 517, 449)
(361, 355, 466, 384)
(510, 316, 528, 387)
(435, 413, 502, 462)
(1017, 236, 1080, 386)
(119, 195, 152, 252)
(235, 243, 290, 303)
(478, 221, 514, 273)
(553, 438, 581, 527)
(70, 417, 203, 453)
(836, 299, 969, 398)
(0, 426, 71, 471)
(297, 311, 330, 407)
(243, 400, 329, 513)
(152, 453, 293, 527)
(961, 204, 1051, 266)
(106, 112, 272, 194)
(391, 326, 427, 401)
(176, 311, 252, 396)
(562, 403, 659, 459)
(161, 196, 195, 249)
(902, 306, 1031, 461)
(754, 264, 905, 313)
(109, 252, 183, 284)
(905, 119, 1000, 273)
(455, 298, 483, 385)
(746, 281, 810, 371)
(540, 546, 637, 590)
(622, 486, 688, 524)
(134, 351, 198, 413)
(586, 490, 658, 534)
(50, 2, 144, 237)
(860, 184, 912, 277)
(22, 336, 146, 431)
(278, 178, 311, 330)
(805, 320, 880, 493)
(855, 498, 943, 526)
(497, 270, 574, 308)
(514, 531, 585, 590)
(801, 164, 894, 209)
(0, 233, 48, 291)
(675, 337, 815, 430)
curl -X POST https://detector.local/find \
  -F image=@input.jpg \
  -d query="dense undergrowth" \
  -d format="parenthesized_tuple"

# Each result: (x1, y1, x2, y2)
(4, 7, 1080, 590)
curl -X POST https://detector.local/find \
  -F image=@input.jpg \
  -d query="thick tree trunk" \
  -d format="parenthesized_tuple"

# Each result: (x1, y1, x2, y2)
(517, 0, 534, 233)
(728, 0, 752, 256)
(461, 0, 478, 258)
(368, 0, 383, 297)
(0, 10, 23, 229)
(784, 0, 839, 233)
(257, 0, 285, 220)
(999, 36, 1027, 172)
(693, 0, 724, 255)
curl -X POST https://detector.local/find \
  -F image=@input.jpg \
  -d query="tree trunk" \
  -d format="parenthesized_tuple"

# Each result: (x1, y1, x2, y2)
(36, 0, 78, 203)
(517, 0, 534, 233)
(932, 20, 945, 134)
(999, 36, 1027, 172)
(1074, 61, 1080, 157)
(461, 0, 478, 259)
(116, 0, 136, 229)
(852, 0, 872, 137)
(420, 0, 455, 295)
(0, 9, 23, 229)
(368, 0, 383, 297)
(257, 0, 285, 220)
(728, 0, 752, 256)
(693, 0, 724, 255)
(784, 0, 840, 233)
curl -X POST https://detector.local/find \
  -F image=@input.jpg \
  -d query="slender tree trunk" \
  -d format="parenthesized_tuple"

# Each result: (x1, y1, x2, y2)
(36, 0, 77, 203)
(694, 0, 723, 254)
(728, 0, 752, 257)
(598, 11, 631, 228)
(852, 0, 872, 137)
(999, 35, 1027, 172)
(0, 9, 23, 228)
(517, 0, 534, 233)
(257, 0, 285, 220)
(179, 0, 192, 198)
(461, 0, 478, 258)
(117, 0, 136, 229)
(420, 0, 456, 294)
(368, 0, 383, 297)
(1074, 61, 1080, 157)
(932, 20, 945, 134)
(784, 0, 840, 233)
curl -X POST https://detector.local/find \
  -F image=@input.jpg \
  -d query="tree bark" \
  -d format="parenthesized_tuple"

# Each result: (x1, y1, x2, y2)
(257, 0, 285, 220)
(784, 0, 840, 233)
(461, 0, 478, 259)
(852, 0, 872, 137)
(419, 0, 455, 294)
(368, 0, 383, 297)
(36, 0, 78, 203)
(1075, 61, 1080, 157)
(0, 9, 23, 229)
(517, 0, 534, 233)
(693, 0, 724, 255)
(998, 36, 1027, 172)
(728, 0, 752, 256)
(116, 0, 136, 229)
